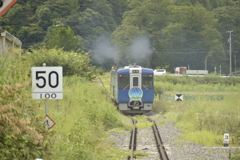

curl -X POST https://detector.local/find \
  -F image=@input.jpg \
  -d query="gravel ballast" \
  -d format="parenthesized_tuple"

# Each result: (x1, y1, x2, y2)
(109, 112, 239, 160)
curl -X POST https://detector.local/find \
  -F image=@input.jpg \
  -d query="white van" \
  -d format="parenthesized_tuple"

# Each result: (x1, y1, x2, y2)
(154, 69, 166, 76)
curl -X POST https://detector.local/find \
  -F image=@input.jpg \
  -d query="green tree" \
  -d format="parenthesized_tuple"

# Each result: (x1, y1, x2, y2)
(34, 5, 54, 30)
(47, 26, 84, 53)
(107, 0, 128, 25)
(0, 4, 33, 34)
(112, 0, 177, 68)
(23, 0, 48, 10)
(28, 48, 96, 80)
(112, 23, 142, 66)
(112, 0, 227, 72)
(159, 5, 225, 71)
(75, 8, 107, 49)
(88, 0, 116, 32)
(0, 0, 129, 64)
(45, 0, 80, 16)
(175, 0, 236, 9)
(214, 6, 240, 71)
(17, 24, 45, 49)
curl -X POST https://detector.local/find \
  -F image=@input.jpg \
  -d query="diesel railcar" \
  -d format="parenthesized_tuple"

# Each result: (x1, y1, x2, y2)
(110, 64, 154, 114)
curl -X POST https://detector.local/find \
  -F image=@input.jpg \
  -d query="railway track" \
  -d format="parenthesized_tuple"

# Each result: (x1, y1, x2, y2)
(148, 118, 169, 160)
(128, 116, 137, 160)
(127, 116, 169, 160)
(97, 76, 169, 159)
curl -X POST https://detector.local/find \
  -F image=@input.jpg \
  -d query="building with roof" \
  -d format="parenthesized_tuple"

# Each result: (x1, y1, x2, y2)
(0, 30, 22, 56)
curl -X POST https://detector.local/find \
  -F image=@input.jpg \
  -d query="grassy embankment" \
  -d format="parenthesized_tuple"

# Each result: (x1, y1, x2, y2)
(0, 51, 133, 160)
(153, 74, 240, 147)
(48, 75, 132, 159)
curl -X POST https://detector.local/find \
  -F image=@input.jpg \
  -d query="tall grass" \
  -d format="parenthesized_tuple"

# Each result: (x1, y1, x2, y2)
(0, 52, 54, 159)
(154, 74, 240, 93)
(39, 75, 131, 159)
(0, 51, 30, 85)
(154, 75, 240, 146)
(0, 51, 131, 160)
(162, 93, 240, 146)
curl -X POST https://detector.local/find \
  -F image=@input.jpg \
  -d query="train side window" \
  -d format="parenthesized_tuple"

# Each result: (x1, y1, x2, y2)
(119, 74, 129, 89)
(142, 74, 153, 89)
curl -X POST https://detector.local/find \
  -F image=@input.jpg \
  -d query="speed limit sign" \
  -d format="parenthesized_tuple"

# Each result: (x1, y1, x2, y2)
(32, 67, 63, 99)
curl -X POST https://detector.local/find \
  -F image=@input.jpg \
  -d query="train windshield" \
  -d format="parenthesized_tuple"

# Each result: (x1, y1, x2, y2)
(133, 77, 138, 87)
(119, 74, 129, 89)
(142, 74, 153, 89)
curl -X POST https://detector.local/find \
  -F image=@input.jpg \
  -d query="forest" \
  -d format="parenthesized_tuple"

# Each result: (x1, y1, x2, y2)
(1, 0, 240, 74)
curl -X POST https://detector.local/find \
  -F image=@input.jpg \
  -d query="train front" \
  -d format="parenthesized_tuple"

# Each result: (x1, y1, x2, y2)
(117, 65, 154, 114)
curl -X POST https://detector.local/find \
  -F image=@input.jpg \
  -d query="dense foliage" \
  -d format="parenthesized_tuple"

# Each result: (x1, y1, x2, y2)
(0, 53, 54, 159)
(1, 0, 240, 73)
(27, 48, 97, 80)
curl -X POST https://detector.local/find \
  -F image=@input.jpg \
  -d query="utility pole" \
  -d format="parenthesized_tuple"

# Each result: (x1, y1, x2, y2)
(234, 53, 236, 72)
(227, 30, 233, 77)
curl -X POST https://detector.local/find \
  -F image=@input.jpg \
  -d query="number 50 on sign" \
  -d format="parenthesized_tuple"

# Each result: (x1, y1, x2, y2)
(32, 67, 63, 99)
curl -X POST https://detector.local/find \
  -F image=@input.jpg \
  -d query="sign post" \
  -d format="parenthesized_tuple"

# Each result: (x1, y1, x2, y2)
(43, 63, 48, 116)
(32, 65, 63, 129)
(0, 0, 18, 16)
(175, 94, 183, 101)
(223, 133, 229, 147)
(31, 66, 63, 100)
(43, 115, 56, 129)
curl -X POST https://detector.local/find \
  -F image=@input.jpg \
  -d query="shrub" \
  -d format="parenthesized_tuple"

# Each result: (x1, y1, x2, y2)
(0, 52, 30, 85)
(0, 54, 53, 159)
(27, 48, 97, 81)
(0, 104, 53, 159)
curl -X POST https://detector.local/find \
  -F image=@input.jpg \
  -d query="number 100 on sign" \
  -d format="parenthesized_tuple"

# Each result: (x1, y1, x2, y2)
(32, 67, 63, 99)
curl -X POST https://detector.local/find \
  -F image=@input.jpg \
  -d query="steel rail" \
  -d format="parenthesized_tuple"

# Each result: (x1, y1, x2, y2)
(97, 76, 104, 87)
(148, 118, 169, 160)
(128, 116, 137, 160)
